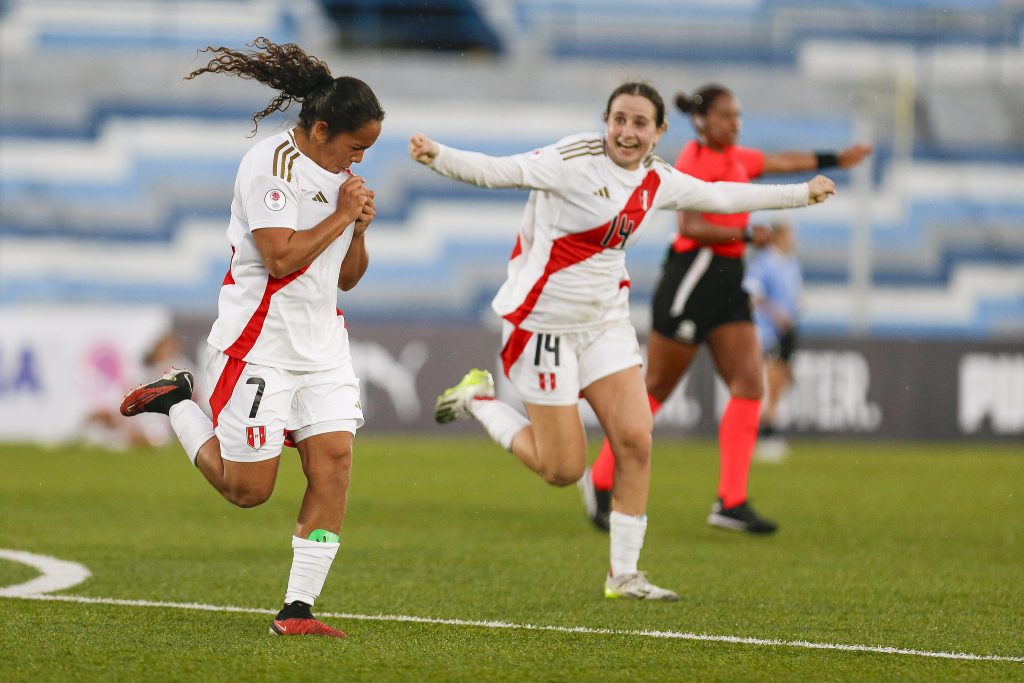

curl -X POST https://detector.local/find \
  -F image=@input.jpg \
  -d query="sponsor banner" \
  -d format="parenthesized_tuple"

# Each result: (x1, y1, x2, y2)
(169, 319, 1021, 441)
(0, 306, 172, 442)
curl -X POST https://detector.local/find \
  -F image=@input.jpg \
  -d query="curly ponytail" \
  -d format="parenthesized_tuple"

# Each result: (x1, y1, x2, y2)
(185, 37, 384, 136)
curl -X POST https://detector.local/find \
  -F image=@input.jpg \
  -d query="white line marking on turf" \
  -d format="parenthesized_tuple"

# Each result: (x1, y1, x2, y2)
(1, 549, 1020, 664)
(5, 593, 1022, 664)
(0, 549, 91, 597)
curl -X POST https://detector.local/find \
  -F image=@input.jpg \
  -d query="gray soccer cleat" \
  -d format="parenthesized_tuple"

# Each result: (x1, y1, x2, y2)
(434, 368, 495, 424)
(604, 571, 679, 601)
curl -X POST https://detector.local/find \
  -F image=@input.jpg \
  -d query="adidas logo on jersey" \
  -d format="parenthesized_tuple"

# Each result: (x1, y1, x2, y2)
(593, 186, 610, 198)
(312, 191, 329, 204)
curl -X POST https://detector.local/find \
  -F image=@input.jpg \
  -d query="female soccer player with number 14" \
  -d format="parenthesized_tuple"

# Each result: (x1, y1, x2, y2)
(410, 82, 835, 600)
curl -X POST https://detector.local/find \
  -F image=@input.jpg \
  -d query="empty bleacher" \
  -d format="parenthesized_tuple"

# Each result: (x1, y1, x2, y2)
(1, 0, 1022, 337)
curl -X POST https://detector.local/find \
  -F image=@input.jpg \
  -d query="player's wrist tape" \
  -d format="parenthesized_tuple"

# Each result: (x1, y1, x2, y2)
(307, 529, 340, 543)
(815, 151, 840, 168)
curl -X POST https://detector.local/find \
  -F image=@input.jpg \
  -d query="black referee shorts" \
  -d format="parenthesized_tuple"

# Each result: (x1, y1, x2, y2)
(650, 247, 752, 345)
(766, 328, 798, 362)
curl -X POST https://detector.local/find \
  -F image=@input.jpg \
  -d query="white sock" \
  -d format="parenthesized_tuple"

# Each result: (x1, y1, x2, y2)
(284, 535, 340, 606)
(609, 510, 647, 577)
(468, 397, 530, 451)
(168, 400, 215, 466)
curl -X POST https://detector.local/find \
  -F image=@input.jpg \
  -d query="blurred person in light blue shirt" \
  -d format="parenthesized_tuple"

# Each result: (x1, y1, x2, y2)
(743, 219, 802, 461)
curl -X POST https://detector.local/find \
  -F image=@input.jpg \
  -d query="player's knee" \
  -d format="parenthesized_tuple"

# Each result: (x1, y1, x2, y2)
(541, 463, 585, 487)
(614, 426, 652, 465)
(319, 447, 354, 485)
(729, 376, 764, 400)
(223, 483, 275, 508)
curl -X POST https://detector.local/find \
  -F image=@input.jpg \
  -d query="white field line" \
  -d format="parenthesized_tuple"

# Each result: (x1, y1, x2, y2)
(3, 592, 1021, 664)
(1, 549, 1021, 664)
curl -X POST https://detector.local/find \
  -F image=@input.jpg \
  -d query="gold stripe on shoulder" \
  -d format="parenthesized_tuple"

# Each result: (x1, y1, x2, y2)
(284, 150, 299, 182)
(557, 136, 602, 149)
(561, 149, 605, 162)
(271, 140, 291, 178)
(557, 138, 602, 155)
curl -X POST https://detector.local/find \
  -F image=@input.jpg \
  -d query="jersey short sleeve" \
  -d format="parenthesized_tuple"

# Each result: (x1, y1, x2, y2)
(733, 145, 766, 180)
(244, 173, 300, 232)
(514, 143, 570, 193)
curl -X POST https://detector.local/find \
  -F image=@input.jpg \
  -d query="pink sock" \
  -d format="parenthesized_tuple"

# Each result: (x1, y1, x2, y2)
(717, 397, 761, 508)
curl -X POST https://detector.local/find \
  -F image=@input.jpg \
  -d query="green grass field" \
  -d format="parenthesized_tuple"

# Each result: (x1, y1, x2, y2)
(1, 436, 1022, 681)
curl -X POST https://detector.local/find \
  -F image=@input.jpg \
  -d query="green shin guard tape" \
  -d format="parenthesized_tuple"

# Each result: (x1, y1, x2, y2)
(307, 529, 339, 543)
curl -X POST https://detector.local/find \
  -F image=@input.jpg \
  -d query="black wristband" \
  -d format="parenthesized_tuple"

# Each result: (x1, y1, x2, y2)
(742, 226, 755, 243)
(815, 151, 840, 169)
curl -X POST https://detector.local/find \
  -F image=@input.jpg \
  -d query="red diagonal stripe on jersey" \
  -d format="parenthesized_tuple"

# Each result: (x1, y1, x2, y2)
(510, 235, 523, 260)
(500, 325, 534, 378)
(503, 170, 661, 328)
(224, 266, 309, 359)
(222, 247, 236, 286)
(209, 355, 246, 428)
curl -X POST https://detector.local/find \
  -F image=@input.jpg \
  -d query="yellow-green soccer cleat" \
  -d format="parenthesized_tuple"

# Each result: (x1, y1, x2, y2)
(604, 571, 679, 601)
(434, 368, 495, 424)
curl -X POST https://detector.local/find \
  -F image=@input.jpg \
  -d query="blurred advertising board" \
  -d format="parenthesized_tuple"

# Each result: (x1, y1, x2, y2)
(0, 306, 172, 442)
(168, 319, 1022, 442)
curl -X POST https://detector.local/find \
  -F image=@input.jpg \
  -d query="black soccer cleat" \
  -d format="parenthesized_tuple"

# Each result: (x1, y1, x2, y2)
(119, 368, 194, 417)
(707, 498, 778, 534)
(592, 487, 611, 532)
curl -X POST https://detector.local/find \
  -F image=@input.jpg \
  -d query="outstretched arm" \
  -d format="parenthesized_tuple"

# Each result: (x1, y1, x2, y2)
(677, 212, 772, 246)
(664, 173, 835, 215)
(409, 133, 526, 189)
(762, 143, 873, 174)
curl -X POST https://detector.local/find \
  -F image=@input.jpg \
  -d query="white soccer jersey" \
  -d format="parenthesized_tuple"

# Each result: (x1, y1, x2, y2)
(207, 130, 355, 370)
(429, 133, 809, 332)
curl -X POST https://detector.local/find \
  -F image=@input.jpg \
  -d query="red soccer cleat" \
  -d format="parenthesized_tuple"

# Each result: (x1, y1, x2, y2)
(120, 368, 194, 417)
(269, 617, 347, 638)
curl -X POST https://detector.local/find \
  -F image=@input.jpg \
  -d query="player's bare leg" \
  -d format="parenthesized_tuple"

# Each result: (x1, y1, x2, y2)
(194, 440, 280, 508)
(516, 403, 588, 485)
(584, 333, 696, 530)
(763, 356, 793, 430)
(294, 431, 353, 537)
(644, 331, 701, 404)
(584, 366, 652, 516)
(585, 366, 676, 601)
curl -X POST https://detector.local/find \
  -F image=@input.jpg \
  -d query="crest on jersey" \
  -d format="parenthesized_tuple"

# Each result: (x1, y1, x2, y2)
(246, 425, 267, 450)
(264, 189, 287, 211)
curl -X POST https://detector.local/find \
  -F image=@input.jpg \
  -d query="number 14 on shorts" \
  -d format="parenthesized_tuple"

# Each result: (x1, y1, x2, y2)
(534, 334, 560, 392)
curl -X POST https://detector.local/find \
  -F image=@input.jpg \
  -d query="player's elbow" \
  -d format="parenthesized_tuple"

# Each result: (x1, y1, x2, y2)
(263, 257, 293, 280)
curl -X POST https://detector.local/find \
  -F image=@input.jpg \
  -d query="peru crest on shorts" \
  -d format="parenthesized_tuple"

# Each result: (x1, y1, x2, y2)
(246, 425, 267, 450)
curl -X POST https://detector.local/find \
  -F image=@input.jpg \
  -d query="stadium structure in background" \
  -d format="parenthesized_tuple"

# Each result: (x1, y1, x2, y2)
(0, 0, 1022, 443)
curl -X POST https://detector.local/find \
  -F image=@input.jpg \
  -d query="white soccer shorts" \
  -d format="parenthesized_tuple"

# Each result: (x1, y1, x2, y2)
(499, 319, 643, 406)
(204, 344, 364, 462)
